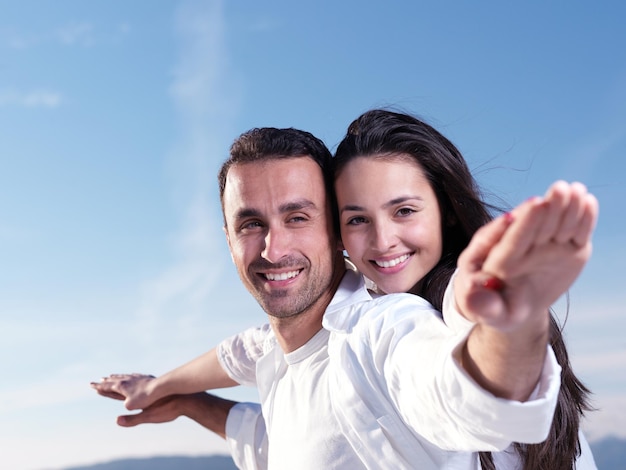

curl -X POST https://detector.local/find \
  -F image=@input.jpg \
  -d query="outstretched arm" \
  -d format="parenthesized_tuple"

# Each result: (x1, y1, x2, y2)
(91, 348, 238, 411)
(112, 391, 237, 439)
(102, 390, 269, 469)
(455, 181, 598, 401)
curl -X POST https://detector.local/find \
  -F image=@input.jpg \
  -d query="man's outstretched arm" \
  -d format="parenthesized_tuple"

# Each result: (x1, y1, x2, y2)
(115, 392, 236, 439)
(91, 348, 238, 412)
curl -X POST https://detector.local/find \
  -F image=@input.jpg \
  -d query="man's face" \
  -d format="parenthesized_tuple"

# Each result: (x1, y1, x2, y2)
(223, 157, 339, 319)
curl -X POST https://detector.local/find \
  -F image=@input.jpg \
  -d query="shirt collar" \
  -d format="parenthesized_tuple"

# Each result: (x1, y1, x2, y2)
(323, 266, 373, 332)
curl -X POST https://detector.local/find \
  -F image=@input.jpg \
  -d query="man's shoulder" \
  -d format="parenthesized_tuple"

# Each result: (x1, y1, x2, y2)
(363, 292, 435, 314)
(325, 292, 439, 334)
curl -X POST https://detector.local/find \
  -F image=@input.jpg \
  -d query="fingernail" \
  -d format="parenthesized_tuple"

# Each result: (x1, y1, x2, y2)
(503, 212, 514, 223)
(482, 276, 505, 291)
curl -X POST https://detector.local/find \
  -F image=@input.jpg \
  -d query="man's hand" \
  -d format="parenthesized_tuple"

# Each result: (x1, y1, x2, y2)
(116, 394, 188, 427)
(91, 384, 238, 439)
(91, 373, 158, 410)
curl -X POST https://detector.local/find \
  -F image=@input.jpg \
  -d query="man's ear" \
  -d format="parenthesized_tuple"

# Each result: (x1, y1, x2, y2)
(223, 226, 235, 264)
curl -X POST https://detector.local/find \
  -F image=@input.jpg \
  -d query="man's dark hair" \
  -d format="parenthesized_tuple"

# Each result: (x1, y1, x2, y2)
(218, 127, 337, 232)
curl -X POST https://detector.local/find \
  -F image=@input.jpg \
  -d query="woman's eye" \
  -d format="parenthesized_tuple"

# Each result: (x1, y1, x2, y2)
(397, 207, 416, 217)
(346, 216, 367, 225)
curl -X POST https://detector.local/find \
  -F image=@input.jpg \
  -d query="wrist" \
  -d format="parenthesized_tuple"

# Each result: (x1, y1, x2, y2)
(148, 375, 167, 401)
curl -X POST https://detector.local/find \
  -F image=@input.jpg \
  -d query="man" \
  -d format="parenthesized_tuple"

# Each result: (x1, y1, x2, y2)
(93, 127, 597, 469)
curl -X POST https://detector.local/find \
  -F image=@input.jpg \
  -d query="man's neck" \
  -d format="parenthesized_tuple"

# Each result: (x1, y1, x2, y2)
(270, 258, 346, 353)
(270, 313, 325, 353)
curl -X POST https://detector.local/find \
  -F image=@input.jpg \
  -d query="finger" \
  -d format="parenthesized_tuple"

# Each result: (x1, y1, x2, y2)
(90, 383, 125, 401)
(571, 193, 599, 248)
(117, 413, 143, 427)
(482, 198, 548, 274)
(117, 404, 172, 427)
(553, 183, 587, 243)
(533, 181, 570, 244)
(463, 287, 505, 323)
(502, 197, 549, 256)
(458, 212, 514, 272)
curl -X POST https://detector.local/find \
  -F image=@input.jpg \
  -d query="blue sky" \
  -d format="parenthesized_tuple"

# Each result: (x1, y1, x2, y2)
(1, 1, 625, 469)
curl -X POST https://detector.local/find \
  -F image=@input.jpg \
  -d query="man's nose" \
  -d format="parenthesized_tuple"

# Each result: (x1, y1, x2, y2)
(261, 226, 290, 263)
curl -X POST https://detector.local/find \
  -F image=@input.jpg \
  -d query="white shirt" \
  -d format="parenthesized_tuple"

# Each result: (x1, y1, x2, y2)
(220, 269, 562, 469)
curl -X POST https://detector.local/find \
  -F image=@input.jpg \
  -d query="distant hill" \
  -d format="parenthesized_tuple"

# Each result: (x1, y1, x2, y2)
(591, 435, 626, 470)
(60, 436, 626, 469)
(63, 455, 237, 470)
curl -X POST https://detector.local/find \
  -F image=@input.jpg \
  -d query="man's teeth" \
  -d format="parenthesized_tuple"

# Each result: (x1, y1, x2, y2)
(375, 254, 410, 268)
(265, 270, 300, 281)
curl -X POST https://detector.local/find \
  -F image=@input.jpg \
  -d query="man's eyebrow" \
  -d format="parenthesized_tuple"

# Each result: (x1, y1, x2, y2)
(234, 208, 262, 221)
(233, 199, 317, 221)
(279, 199, 316, 213)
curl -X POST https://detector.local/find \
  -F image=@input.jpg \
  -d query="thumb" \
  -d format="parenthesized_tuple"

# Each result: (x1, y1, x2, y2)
(117, 412, 146, 427)
(454, 271, 507, 327)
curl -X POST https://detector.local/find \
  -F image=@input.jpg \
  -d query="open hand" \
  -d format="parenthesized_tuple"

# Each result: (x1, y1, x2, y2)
(455, 181, 598, 332)
(90, 373, 157, 411)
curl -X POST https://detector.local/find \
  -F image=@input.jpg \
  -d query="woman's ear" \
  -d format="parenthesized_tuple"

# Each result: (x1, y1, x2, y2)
(445, 213, 457, 227)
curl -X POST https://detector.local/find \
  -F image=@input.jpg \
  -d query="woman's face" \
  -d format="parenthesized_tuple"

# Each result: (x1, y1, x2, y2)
(335, 154, 443, 294)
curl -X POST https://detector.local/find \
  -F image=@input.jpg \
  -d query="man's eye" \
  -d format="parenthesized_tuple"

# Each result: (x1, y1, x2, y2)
(242, 221, 263, 230)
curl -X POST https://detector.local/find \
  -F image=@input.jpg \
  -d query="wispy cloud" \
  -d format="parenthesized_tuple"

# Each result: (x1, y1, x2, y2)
(584, 393, 626, 440)
(4, 31, 38, 49)
(573, 349, 626, 376)
(0, 363, 91, 414)
(55, 21, 94, 46)
(3, 21, 129, 49)
(0, 89, 62, 108)
(248, 16, 281, 33)
(135, 0, 242, 344)
(562, 74, 626, 181)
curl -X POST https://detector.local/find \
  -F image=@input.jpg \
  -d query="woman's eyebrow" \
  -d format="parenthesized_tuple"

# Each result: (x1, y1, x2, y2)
(339, 204, 365, 214)
(340, 195, 424, 214)
(384, 195, 424, 208)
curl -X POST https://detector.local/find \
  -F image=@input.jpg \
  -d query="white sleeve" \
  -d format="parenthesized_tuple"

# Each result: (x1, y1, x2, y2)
(575, 429, 599, 470)
(225, 402, 268, 470)
(368, 296, 562, 451)
(439, 270, 563, 447)
(217, 324, 273, 387)
(441, 269, 474, 333)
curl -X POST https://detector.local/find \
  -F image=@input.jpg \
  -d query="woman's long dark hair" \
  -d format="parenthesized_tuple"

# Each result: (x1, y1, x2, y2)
(333, 109, 592, 469)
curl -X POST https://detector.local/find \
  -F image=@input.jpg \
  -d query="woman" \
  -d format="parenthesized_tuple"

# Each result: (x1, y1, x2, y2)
(332, 109, 595, 469)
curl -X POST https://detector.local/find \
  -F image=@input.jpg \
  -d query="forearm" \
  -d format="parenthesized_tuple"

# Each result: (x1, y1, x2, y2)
(178, 392, 238, 440)
(152, 348, 238, 400)
(463, 318, 549, 401)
